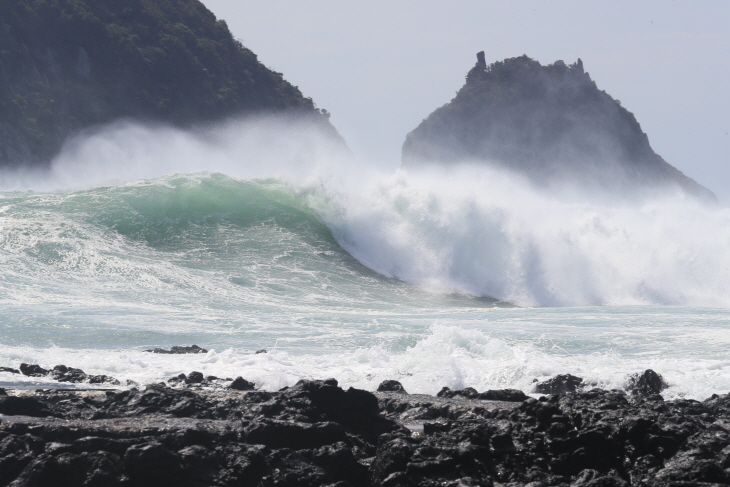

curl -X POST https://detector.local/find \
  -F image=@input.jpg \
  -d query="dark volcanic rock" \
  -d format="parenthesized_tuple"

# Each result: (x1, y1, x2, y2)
(88, 374, 120, 385)
(184, 371, 205, 384)
(19, 363, 49, 377)
(0, 395, 50, 417)
(2, 373, 730, 486)
(627, 369, 667, 396)
(437, 386, 479, 399)
(145, 345, 209, 354)
(0, 367, 20, 374)
(229, 377, 256, 391)
(0, 380, 397, 487)
(402, 53, 715, 202)
(436, 386, 527, 402)
(51, 365, 88, 383)
(377, 380, 407, 394)
(534, 373, 584, 394)
(264, 379, 399, 444)
(168, 373, 188, 384)
(16, 364, 119, 385)
(244, 419, 347, 450)
(255, 349, 268, 354)
(478, 389, 529, 402)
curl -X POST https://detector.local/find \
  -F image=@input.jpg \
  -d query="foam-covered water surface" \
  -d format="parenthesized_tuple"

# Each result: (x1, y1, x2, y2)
(1, 119, 728, 400)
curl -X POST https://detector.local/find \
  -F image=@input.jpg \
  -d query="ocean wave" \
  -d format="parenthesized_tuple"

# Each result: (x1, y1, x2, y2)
(2, 124, 730, 309)
(312, 165, 730, 307)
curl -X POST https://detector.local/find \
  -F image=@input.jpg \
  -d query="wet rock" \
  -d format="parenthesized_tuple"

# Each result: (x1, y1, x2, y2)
(229, 377, 255, 391)
(88, 374, 120, 385)
(271, 379, 399, 444)
(11, 450, 126, 487)
(19, 363, 49, 377)
(245, 419, 347, 449)
(534, 373, 584, 394)
(304, 442, 370, 486)
(144, 344, 208, 354)
(478, 389, 529, 402)
(52, 365, 88, 383)
(168, 373, 187, 384)
(377, 380, 407, 394)
(0, 388, 5, 396)
(0, 395, 50, 417)
(255, 349, 267, 354)
(0, 366, 20, 374)
(437, 386, 478, 399)
(184, 371, 204, 384)
(435, 386, 527, 402)
(124, 442, 185, 485)
(627, 369, 667, 396)
(2, 372, 730, 486)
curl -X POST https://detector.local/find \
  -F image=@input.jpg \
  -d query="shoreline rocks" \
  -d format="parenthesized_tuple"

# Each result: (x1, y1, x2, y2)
(143, 345, 209, 355)
(13, 363, 120, 386)
(1, 370, 730, 486)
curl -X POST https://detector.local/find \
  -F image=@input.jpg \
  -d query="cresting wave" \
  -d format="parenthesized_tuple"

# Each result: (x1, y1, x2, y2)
(314, 166, 730, 307)
(1, 118, 730, 399)
(1, 117, 729, 309)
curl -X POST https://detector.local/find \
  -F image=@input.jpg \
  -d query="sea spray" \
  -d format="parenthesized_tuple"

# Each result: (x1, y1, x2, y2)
(307, 163, 730, 307)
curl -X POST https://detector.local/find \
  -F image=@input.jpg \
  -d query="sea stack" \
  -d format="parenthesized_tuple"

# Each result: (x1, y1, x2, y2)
(0, 0, 339, 168)
(402, 53, 715, 202)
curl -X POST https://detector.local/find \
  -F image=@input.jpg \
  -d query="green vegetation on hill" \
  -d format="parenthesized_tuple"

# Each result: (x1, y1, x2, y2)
(0, 0, 333, 166)
(403, 54, 714, 201)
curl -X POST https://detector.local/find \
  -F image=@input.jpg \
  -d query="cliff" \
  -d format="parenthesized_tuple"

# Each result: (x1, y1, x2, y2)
(0, 0, 338, 167)
(402, 54, 715, 201)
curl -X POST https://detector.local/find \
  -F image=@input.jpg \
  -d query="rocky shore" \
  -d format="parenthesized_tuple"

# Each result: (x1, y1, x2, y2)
(1, 367, 730, 486)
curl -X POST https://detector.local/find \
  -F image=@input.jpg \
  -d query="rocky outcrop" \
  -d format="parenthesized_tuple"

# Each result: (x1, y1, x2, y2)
(0, 0, 338, 168)
(403, 53, 715, 202)
(144, 345, 208, 354)
(17, 363, 119, 385)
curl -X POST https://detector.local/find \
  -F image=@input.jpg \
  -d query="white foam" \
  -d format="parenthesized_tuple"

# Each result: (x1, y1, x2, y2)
(2, 321, 729, 400)
(310, 164, 730, 307)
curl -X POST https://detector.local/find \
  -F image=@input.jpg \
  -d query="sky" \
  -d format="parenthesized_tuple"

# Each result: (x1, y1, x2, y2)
(203, 1, 730, 201)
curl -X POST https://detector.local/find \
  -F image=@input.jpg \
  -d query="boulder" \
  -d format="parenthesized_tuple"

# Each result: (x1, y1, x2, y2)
(627, 369, 667, 396)
(478, 389, 529, 402)
(377, 380, 407, 394)
(184, 371, 204, 384)
(52, 365, 88, 383)
(144, 345, 208, 354)
(19, 363, 49, 377)
(436, 387, 478, 399)
(534, 374, 584, 394)
(229, 377, 255, 391)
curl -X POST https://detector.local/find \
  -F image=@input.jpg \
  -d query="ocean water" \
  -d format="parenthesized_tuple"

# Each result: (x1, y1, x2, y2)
(1, 118, 729, 400)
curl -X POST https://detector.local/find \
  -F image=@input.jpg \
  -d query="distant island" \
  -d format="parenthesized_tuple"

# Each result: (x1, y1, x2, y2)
(403, 53, 715, 202)
(0, 0, 338, 168)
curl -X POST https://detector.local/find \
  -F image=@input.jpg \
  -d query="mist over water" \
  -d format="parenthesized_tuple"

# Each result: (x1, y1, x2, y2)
(1, 117, 729, 398)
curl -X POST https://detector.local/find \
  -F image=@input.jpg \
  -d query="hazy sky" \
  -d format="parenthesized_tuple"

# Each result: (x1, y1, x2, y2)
(204, 1, 730, 200)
